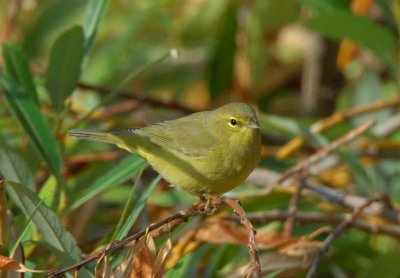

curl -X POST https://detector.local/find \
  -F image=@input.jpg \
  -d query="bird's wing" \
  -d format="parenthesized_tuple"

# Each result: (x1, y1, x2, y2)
(134, 112, 218, 157)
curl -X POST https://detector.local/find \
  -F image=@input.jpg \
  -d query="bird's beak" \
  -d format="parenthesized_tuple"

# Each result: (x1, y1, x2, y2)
(248, 119, 260, 129)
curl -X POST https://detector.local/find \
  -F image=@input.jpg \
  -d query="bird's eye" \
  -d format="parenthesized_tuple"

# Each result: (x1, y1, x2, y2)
(230, 118, 238, 126)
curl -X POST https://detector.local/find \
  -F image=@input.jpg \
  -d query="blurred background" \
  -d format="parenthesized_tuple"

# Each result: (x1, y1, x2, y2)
(0, 0, 400, 277)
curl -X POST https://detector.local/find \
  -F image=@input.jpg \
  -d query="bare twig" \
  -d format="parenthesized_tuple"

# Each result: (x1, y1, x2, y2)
(304, 181, 400, 223)
(306, 195, 385, 278)
(47, 197, 260, 277)
(242, 211, 400, 238)
(64, 151, 119, 165)
(0, 173, 8, 256)
(47, 205, 201, 277)
(283, 174, 306, 238)
(78, 83, 196, 114)
(278, 120, 374, 183)
(311, 96, 400, 133)
(0, 0, 21, 42)
(221, 197, 261, 278)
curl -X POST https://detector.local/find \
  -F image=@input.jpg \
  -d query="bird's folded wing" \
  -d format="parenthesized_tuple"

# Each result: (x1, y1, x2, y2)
(134, 112, 218, 157)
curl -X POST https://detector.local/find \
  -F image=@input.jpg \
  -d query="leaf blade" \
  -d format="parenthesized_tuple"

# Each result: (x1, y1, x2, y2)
(0, 73, 63, 181)
(69, 156, 146, 211)
(6, 181, 82, 260)
(2, 42, 39, 104)
(45, 26, 84, 112)
(83, 0, 109, 54)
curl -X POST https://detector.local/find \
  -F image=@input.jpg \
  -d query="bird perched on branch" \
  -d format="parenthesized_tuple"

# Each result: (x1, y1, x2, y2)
(69, 102, 261, 201)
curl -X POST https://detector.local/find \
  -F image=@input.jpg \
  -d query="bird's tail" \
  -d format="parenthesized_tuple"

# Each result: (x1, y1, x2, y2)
(68, 129, 138, 153)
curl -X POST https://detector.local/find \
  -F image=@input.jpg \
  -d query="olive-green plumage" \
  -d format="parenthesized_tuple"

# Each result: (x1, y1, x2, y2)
(68, 102, 261, 196)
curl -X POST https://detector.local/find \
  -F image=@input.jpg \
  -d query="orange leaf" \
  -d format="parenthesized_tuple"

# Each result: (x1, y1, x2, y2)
(0, 255, 21, 271)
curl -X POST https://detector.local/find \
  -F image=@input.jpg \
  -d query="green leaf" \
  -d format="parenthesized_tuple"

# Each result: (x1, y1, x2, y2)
(45, 25, 84, 112)
(209, 1, 237, 99)
(83, 0, 109, 54)
(111, 168, 144, 239)
(339, 149, 372, 197)
(305, 11, 397, 70)
(114, 175, 161, 240)
(361, 252, 400, 278)
(69, 156, 146, 211)
(5, 181, 82, 260)
(40, 242, 93, 278)
(299, 0, 347, 14)
(0, 135, 36, 191)
(0, 73, 63, 182)
(9, 198, 44, 255)
(2, 42, 39, 104)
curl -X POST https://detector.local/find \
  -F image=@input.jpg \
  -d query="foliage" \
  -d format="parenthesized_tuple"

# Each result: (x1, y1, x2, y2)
(0, 0, 399, 277)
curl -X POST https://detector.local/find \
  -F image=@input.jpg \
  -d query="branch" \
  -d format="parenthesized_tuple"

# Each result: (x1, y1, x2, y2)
(306, 195, 385, 278)
(304, 181, 400, 223)
(278, 120, 374, 183)
(283, 174, 306, 237)
(48, 205, 201, 277)
(241, 211, 400, 239)
(78, 82, 196, 114)
(221, 197, 261, 277)
(47, 197, 261, 277)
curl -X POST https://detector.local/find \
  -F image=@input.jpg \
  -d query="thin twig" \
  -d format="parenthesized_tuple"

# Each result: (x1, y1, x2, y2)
(1, 0, 21, 41)
(64, 151, 119, 165)
(283, 174, 306, 237)
(278, 120, 374, 183)
(241, 211, 400, 238)
(311, 95, 400, 133)
(47, 206, 200, 277)
(306, 195, 385, 278)
(47, 197, 260, 277)
(78, 83, 196, 114)
(304, 181, 400, 223)
(221, 197, 261, 278)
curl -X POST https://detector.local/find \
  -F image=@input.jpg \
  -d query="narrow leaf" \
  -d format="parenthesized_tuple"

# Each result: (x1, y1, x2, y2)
(5, 181, 82, 260)
(0, 73, 63, 181)
(0, 135, 36, 191)
(69, 156, 146, 211)
(209, 1, 237, 98)
(2, 42, 39, 104)
(305, 11, 397, 70)
(40, 242, 93, 278)
(115, 175, 161, 240)
(9, 198, 44, 256)
(112, 167, 145, 240)
(83, 0, 109, 54)
(45, 26, 84, 112)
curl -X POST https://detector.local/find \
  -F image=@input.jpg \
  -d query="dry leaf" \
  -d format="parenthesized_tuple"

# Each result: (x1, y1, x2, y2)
(0, 255, 21, 271)
(166, 230, 200, 269)
(0, 255, 50, 274)
(194, 219, 295, 249)
(115, 234, 172, 278)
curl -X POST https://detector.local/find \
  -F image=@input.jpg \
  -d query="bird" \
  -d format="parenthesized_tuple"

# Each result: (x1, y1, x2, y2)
(68, 102, 261, 200)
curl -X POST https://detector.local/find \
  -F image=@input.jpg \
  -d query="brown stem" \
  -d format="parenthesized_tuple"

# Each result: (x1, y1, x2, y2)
(304, 181, 400, 223)
(278, 120, 374, 183)
(77, 83, 196, 114)
(221, 197, 261, 278)
(283, 174, 306, 237)
(306, 195, 385, 278)
(47, 197, 260, 277)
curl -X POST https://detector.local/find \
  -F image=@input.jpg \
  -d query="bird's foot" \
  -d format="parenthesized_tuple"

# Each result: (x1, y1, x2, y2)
(192, 195, 222, 215)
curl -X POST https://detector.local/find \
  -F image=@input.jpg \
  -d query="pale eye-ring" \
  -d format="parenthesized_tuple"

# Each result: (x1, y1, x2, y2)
(229, 118, 238, 126)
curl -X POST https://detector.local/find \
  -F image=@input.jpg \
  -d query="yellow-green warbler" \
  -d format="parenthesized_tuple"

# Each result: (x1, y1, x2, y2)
(68, 102, 261, 197)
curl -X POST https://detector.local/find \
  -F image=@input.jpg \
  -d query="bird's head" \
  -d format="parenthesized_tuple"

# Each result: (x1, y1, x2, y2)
(209, 102, 260, 141)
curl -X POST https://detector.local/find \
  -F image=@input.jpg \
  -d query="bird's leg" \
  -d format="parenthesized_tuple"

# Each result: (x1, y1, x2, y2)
(203, 194, 221, 215)
(192, 194, 221, 215)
